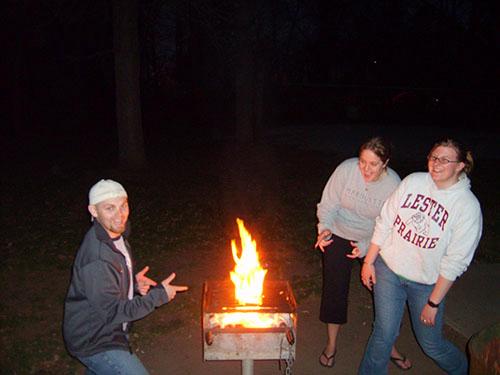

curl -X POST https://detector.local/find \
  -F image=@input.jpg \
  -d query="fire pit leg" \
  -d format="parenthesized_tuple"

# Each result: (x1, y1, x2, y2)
(242, 359, 254, 375)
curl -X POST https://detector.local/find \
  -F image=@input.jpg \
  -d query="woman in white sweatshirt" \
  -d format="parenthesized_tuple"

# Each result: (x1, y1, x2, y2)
(315, 137, 411, 369)
(359, 138, 482, 375)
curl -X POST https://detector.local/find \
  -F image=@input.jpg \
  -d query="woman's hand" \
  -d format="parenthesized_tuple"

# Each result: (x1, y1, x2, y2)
(420, 304, 438, 327)
(420, 276, 453, 327)
(361, 262, 376, 291)
(314, 230, 334, 252)
(346, 241, 361, 258)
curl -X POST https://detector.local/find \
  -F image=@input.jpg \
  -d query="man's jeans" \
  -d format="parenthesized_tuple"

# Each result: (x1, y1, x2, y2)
(359, 257, 467, 375)
(78, 349, 149, 375)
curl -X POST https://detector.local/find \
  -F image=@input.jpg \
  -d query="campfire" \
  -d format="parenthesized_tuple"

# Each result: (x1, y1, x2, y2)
(230, 218, 267, 306)
(203, 218, 297, 374)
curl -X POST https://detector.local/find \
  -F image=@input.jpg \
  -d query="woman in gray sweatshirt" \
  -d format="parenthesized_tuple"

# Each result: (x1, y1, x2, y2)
(315, 137, 411, 370)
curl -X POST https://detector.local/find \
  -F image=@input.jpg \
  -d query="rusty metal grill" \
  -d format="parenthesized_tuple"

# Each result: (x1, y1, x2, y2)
(202, 280, 297, 373)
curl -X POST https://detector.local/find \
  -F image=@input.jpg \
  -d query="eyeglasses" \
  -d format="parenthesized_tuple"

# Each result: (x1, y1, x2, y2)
(427, 155, 460, 165)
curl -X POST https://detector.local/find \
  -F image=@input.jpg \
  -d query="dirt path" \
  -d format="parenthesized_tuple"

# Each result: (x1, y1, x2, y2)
(70, 142, 467, 374)
(132, 262, 464, 374)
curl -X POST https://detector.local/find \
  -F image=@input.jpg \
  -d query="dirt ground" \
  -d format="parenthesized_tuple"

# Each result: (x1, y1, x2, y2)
(0, 136, 473, 374)
(72, 260, 467, 375)
(65, 142, 468, 375)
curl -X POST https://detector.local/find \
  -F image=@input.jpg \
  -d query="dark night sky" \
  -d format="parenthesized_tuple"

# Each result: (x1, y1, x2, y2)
(2, 0, 498, 166)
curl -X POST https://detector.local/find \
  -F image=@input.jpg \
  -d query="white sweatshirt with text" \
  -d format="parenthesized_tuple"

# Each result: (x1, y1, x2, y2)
(372, 172, 482, 284)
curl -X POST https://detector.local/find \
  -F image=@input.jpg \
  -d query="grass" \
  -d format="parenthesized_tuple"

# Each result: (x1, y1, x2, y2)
(0, 135, 497, 373)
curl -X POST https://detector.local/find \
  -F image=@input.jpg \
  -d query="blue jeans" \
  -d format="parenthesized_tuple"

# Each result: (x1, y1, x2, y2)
(359, 257, 467, 375)
(78, 349, 149, 375)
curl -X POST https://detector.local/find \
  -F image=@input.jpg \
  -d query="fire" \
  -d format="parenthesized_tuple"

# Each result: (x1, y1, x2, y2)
(211, 312, 281, 329)
(230, 218, 268, 305)
(213, 218, 279, 329)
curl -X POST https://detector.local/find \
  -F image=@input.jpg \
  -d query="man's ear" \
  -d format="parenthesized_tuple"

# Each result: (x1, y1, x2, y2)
(88, 205, 98, 219)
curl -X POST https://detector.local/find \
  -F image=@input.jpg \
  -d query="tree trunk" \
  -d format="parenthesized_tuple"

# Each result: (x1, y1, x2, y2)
(113, 0, 146, 168)
(234, 0, 255, 143)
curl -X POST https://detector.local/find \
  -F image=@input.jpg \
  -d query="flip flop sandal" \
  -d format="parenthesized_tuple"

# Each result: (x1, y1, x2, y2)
(390, 355, 412, 371)
(319, 350, 336, 368)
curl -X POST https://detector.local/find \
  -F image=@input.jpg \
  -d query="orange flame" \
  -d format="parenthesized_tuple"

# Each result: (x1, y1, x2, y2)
(212, 312, 280, 329)
(230, 218, 267, 305)
(214, 218, 282, 328)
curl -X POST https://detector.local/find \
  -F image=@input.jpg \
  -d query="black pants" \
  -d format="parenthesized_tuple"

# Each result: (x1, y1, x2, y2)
(319, 234, 355, 324)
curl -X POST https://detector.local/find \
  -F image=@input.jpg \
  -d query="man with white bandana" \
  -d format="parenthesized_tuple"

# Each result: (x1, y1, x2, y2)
(63, 179, 188, 374)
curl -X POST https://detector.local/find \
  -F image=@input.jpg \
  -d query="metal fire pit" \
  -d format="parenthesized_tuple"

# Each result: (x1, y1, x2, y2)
(203, 280, 297, 374)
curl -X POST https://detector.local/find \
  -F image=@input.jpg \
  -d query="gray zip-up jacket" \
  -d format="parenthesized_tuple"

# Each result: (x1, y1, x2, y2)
(63, 221, 169, 358)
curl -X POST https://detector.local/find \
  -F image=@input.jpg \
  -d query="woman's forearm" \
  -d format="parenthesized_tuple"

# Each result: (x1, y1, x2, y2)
(429, 276, 454, 305)
(363, 242, 381, 265)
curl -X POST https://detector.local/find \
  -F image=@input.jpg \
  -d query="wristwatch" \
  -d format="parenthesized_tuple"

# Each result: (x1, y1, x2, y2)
(427, 299, 440, 308)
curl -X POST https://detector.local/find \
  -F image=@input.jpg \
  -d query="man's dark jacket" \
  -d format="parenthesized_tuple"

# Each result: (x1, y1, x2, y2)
(63, 221, 169, 358)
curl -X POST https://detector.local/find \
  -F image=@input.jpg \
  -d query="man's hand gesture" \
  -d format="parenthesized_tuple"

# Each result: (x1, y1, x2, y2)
(161, 273, 189, 301)
(136, 266, 157, 296)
